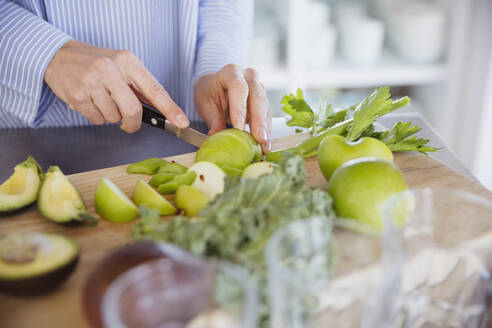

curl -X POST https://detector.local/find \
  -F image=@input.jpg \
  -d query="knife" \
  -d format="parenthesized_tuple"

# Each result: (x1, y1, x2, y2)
(141, 102, 207, 148)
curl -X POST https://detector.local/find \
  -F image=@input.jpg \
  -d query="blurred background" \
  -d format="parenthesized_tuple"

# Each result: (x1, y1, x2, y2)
(250, 0, 492, 190)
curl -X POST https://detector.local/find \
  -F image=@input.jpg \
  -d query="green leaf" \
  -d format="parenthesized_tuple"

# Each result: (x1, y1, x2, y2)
(373, 121, 439, 154)
(346, 87, 410, 142)
(132, 154, 334, 264)
(281, 89, 316, 128)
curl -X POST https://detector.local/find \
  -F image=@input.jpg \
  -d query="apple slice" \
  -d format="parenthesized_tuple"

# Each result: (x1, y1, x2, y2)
(188, 161, 225, 200)
(242, 162, 276, 179)
(174, 185, 208, 217)
(133, 180, 176, 216)
(95, 178, 138, 223)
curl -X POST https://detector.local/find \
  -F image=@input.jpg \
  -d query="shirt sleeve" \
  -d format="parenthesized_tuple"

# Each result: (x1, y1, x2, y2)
(0, 0, 72, 127)
(194, 0, 254, 82)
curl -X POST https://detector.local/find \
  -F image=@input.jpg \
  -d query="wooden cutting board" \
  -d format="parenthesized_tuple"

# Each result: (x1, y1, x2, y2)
(0, 134, 491, 328)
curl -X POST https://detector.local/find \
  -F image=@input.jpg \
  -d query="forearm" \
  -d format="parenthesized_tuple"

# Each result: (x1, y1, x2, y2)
(0, 0, 71, 127)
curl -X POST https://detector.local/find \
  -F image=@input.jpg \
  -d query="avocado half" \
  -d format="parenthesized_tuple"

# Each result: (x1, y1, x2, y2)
(0, 232, 79, 295)
(0, 157, 44, 214)
(38, 166, 97, 225)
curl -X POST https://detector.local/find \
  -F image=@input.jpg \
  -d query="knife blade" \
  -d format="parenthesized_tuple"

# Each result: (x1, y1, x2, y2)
(141, 102, 207, 148)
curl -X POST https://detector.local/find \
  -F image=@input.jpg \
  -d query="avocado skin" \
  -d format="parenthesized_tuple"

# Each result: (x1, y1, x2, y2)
(0, 202, 35, 217)
(83, 242, 169, 328)
(0, 255, 78, 296)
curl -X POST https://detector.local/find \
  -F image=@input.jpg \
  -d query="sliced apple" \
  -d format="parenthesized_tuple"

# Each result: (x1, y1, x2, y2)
(187, 162, 225, 200)
(174, 185, 208, 217)
(95, 178, 138, 223)
(242, 162, 276, 179)
(133, 180, 176, 216)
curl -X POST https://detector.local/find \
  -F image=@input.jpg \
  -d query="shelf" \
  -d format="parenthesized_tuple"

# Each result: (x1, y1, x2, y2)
(260, 55, 447, 90)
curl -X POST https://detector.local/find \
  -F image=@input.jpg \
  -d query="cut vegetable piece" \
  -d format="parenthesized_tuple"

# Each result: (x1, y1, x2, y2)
(157, 171, 197, 194)
(0, 232, 79, 295)
(188, 161, 225, 200)
(95, 178, 138, 223)
(38, 166, 96, 225)
(158, 162, 187, 174)
(149, 173, 176, 187)
(0, 156, 43, 213)
(242, 162, 277, 179)
(174, 185, 209, 217)
(133, 180, 176, 216)
(127, 158, 167, 175)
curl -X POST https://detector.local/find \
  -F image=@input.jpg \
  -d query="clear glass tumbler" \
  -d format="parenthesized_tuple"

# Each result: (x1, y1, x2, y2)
(266, 216, 399, 328)
(384, 188, 492, 328)
(101, 243, 258, 328)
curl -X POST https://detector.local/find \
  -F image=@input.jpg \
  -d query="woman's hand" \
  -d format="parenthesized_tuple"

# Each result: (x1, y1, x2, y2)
(44, 40, 189, 133)
(194, 64, 272, 153)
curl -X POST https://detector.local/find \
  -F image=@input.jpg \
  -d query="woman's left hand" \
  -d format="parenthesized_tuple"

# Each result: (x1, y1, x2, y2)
(194, 64, 272, 153)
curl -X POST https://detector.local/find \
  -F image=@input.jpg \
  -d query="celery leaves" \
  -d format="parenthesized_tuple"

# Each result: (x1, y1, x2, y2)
(281, 89, 315, 129)
(346, 87, 410, 142)
(373, 121, 439, 154)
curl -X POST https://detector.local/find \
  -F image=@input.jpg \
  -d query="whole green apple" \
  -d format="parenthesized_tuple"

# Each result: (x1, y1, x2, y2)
(318, 135, 393, 180)
(327, 157, 408, 230)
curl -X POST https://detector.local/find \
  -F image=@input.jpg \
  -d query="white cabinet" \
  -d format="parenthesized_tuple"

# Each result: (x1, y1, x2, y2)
(251, 0, 491, 184)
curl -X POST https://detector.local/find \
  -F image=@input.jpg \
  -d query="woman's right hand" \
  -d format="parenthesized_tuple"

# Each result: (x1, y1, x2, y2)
(44, 40, 189, 133)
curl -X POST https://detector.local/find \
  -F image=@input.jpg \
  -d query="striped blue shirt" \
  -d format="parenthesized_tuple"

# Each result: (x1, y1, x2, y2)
(0, 0, 253, 128)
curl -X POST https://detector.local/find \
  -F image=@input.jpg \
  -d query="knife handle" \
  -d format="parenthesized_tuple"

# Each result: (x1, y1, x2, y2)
(142, 103, 166, 130)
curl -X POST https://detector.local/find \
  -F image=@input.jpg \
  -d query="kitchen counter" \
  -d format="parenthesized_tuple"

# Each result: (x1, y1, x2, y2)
(0, 113, 476, 182)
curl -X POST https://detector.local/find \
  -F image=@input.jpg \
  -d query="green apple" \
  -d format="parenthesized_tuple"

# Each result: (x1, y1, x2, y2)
(318, 135, 393, 180)
(174, 185, 209, 217)
(95, 178, 139, 222)
(188, 161, 225, 200)
(242, 162, 276, 179)
(195, 128, 262, 176)
(328, 157, 408, 230)
(133, 180, 176, 216)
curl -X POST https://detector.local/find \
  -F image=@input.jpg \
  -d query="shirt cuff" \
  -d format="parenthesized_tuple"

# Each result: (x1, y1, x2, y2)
(0, 0, 72, 127)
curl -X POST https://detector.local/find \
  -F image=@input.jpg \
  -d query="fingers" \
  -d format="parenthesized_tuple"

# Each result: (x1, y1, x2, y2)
(119, 51, 189, 129)
(103, 65, 143, 133)
(71, 100, 105, 125)
(244, 68, 271, 153)
(218, 64, 248, 129)
(90, 88, 121, 124)
(207, 113, 227, 136)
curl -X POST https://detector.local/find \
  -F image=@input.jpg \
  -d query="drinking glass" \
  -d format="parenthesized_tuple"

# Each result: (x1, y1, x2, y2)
(266, 216, 399, 328)
(384, 188, 492, 328)
(101, 243, 258, 328)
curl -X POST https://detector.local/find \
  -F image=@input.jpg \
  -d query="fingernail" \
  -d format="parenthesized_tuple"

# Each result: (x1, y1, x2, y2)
(262, 129, 268, 143)
(176, 113, 189, 128)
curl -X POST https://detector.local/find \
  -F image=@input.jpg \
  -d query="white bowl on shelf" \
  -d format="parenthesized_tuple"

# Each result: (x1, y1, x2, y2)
(339, 17, 385, 67)
(305, 24, 337, 69)
(388, 0, 446, 63)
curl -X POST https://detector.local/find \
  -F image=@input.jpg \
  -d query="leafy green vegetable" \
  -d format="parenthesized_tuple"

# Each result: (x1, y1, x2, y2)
(372, 121, 440, 153)
(133, 155, 334, 327)
(346, 87, 410, 142)
(281, 89, 350, 135)
(133, 154, 334, 267)
(267, 86, 437, 162)
(281, 89, 316, 129)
